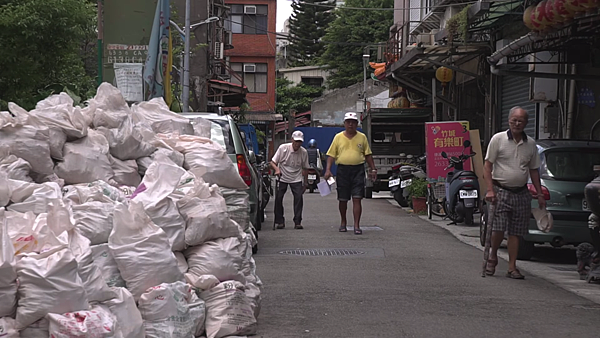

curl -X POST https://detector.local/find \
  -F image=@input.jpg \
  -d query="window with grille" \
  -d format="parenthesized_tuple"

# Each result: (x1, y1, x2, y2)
(225, 5, 268, 35)
(230, 62, 268, 93)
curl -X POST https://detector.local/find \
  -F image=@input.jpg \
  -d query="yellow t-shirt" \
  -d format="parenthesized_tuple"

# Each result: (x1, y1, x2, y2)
(326, 131, 372, 165)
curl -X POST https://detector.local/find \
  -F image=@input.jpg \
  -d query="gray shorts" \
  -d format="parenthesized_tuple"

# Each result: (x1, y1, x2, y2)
(336, 164, 365, 201)
(491, 185, 532, 237)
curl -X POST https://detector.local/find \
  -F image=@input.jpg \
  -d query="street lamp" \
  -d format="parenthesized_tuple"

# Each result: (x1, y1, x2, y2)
(171, 13, 220, 112)
(362, 54, 370, 117)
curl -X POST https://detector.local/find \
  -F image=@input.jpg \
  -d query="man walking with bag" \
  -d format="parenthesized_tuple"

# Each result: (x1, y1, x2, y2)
(484, 106, 546, 279)
(271, 130, 311, 230)
(324, 112, 377, 235)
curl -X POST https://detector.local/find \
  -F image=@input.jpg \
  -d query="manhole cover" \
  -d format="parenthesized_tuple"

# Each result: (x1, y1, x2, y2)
(279, 249, 365, 256)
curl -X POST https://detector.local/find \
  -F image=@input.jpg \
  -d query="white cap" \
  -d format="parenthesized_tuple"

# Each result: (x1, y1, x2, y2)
(344, 112, 359, 121)
(292, 130, 304, 142)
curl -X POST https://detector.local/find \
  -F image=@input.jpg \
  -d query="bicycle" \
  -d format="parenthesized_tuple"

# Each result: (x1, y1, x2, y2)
(426, 181, 447, 220)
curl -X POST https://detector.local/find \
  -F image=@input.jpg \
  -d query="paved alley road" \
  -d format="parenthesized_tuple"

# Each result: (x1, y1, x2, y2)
(253, 192, 600, 338)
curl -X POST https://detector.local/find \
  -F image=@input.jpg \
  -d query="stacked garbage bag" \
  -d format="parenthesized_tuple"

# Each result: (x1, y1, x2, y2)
(0, 83, 261, 338)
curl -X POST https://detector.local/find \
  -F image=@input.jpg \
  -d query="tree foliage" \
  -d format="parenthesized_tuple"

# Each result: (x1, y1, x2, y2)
(287, 0, 335, 67)
(276, 77, 323, 117)
(0, 0, 97, 110)
(319, 0, 393, 89)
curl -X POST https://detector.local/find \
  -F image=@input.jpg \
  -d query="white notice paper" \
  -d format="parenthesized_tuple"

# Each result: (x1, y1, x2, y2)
(114, 63, 144, 102)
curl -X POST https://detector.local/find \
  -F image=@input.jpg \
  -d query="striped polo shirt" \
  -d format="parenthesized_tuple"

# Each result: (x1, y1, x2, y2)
(485, 130, 540, 188)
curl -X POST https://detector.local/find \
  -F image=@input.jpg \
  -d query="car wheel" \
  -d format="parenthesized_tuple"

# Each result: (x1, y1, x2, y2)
(517, 238, 535, 261)
(365, 187, 373, 199)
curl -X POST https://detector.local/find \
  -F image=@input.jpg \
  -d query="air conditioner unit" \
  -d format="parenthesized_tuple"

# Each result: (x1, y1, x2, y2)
(244, 63, 256, 72)
(214, 42, 224, 59)
(244, 5, 256, 14)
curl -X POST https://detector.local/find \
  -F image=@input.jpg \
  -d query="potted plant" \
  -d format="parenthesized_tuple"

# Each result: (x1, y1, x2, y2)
(406, 178, 428, 214)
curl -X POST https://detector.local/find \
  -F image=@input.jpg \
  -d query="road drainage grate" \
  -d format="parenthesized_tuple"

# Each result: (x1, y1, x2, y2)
(279, 249, 365, 256)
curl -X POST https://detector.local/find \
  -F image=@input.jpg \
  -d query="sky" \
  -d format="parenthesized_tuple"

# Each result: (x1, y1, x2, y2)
(277, 0, 294, 32)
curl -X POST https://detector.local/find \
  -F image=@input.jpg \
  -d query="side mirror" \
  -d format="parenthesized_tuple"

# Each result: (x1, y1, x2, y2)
(464, 140, 471, 148)
(441, 152, 448, 158)
(248, 150, 257, 164)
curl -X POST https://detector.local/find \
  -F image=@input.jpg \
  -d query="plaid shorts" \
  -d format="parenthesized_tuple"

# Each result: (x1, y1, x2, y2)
(491, 185, 532, 236)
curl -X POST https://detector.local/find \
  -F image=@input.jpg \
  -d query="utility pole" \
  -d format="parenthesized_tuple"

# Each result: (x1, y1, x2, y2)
(362, 53, 370, 118)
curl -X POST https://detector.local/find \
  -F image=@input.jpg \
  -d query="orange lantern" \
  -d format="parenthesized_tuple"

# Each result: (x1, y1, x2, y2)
(523, 6, 537, 30)
(564, 0, 587, 17)
(550, 0, 571, 23)
(531, 1, 550, 31)
(435, 67, 454, 85)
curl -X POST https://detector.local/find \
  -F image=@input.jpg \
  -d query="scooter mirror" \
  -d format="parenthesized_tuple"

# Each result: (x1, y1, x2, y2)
(441, 151, 448, 158)
(464, 140, 471, 148)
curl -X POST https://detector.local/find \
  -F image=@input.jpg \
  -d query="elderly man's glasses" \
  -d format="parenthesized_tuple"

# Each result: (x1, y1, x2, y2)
(509, 119, 526, 126)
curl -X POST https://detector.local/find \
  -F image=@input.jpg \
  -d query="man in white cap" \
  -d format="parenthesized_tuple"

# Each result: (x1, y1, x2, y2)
(324, 112, 376, 235)
(270, 130, 311, 229)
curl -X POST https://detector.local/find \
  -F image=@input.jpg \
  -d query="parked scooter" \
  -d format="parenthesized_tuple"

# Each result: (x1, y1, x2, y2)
(441, 140, 479, 225)
(389, 154, 427, 207)
(306, 167, 320, 193)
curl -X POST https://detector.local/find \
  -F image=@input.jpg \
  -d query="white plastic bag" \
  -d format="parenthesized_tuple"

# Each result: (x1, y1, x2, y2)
(4, 210, 37, 255)
(91, 244, 126, 288)
(0, 317, 19, 338)
(69, 232, 115, 302)
(88, 83, 131, 129)
(245, 282, 262, 319)
(15, 246, 89, 329)
(136, 156, 152, 176)
(201, 281, 257, 338)
(102, 287, 145, 338)
(55, 130, 115, 185)
(184, 237, 246, 284)
(108, 201, 183, 300)
(62, 184, 112, 204)
(220, 188, 250, 231)
(138, 281, 206, 338)
(20, 318, 49, 338)
(0, 172, 9, 208)
(33, 93, 88, 139)
(104, 116, 156, 161)
(178, 185, 240, 246)
(48, 305, 121, 338)
(0, 209, 18, 318)
(132, 98, 194, 135)
(159, 134, 248, 190)
(0, 145, 32, 182)
(73, 201, 114, 245)
(109, 155, 142, 187)
(0, 110, 53, 176)
(6, 181, 62, 214)
(175, 252, 188, 274)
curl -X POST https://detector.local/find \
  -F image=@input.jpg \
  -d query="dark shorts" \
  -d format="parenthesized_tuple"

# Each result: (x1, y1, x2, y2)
(491, 185, 532, 237)
(336, 164, 365, 201)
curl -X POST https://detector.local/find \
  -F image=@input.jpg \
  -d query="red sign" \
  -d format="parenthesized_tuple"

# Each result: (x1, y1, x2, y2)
(426, 121, 471, 181)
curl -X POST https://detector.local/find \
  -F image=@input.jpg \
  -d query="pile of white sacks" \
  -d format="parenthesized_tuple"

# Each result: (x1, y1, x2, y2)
(0, 83, 261, 338)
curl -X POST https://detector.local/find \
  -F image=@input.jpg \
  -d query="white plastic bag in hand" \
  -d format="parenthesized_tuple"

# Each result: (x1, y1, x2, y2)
(73, 201, 114, 245)
(0, 209, 18, 318)
(159, 134, 248, 190)
(108, 201, 183, 300)
(48, 305, 121, 338)
(91, 244, 126, 288)
(138, 282, 206, 338)
(201, 281, 257, 338)
(15, 246, 89, 329)
(0, 317, 19, 338)
(102, 287, 145, 338)
(54, 130, 115, 185)
(184, 237, 246, 284)
(178, 185, 239, 246)
(0, 111, 53, 176)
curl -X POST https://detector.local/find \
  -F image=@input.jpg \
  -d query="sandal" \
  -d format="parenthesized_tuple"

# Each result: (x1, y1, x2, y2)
(354, 228, 363, 235)
(506, 269, 525, 279)
(339, 225, 347, 232)
(485, 258, 498, 276)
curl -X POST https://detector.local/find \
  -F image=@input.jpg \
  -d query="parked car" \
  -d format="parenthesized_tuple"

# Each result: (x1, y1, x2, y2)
(480, 139, 600, 260)
(181, 113, 262, 231)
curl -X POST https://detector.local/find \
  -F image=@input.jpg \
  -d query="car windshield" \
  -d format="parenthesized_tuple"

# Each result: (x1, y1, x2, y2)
(542, 148, 600, 182)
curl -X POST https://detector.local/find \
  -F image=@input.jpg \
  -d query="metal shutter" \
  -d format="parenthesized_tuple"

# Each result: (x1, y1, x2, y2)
(500, 66, 536, 138)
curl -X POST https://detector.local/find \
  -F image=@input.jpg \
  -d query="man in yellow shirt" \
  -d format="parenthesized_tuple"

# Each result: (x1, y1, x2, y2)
(324, 112, 377, 235)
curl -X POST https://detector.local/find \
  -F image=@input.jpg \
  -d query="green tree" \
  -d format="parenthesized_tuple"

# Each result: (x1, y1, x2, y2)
(319, 0, 393, 89)
(0, 0, 97, 110)
(287, 0, 335, 67)
(276, 77, 324, 117)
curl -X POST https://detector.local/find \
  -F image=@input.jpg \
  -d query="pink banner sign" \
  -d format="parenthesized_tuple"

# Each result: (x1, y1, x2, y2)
(426, 121, 471, 181)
